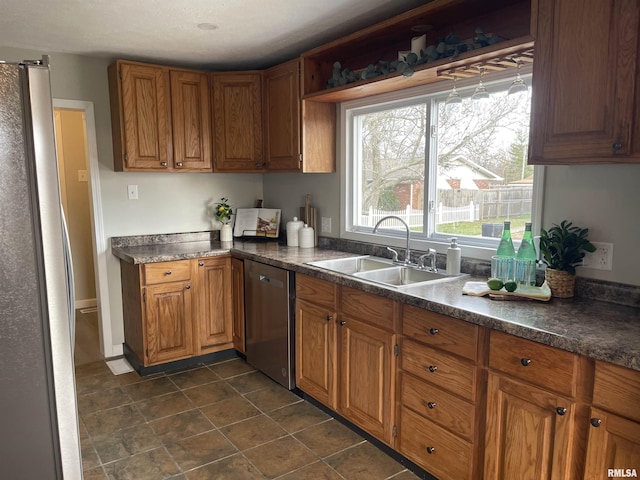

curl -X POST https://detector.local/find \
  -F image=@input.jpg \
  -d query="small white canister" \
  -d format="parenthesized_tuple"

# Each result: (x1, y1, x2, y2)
(298, 224, 315, 248)
(286, 217, 304, 247)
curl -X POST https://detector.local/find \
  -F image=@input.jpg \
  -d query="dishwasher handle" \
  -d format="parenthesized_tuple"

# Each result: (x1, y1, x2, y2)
(259, 274, 270, 283)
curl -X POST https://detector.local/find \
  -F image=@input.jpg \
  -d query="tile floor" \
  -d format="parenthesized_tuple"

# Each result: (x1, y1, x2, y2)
(76, 357, 421, 480)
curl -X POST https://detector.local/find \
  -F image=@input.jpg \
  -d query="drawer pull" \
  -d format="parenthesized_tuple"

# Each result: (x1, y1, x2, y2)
(326, 315, 333, 321)
(590, 418, 602, 427)
(198, 261, 204, 266)
(427, 401, 436, 409)
(165, 270, 172, 275)
(426, 447, 435, 454)
(185, 284, 191, 290)
(160, 162, 168, 167)
(520, 357, 531, 367)
(429, 328, 439, 335)
(556, 407, 567, 416)
(176, 162, 183, 167)
(428, 365, 437, 373)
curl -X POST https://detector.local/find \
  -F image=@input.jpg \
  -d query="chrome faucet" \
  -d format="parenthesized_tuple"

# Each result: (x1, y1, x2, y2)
(372, 215, 412, 265)
(418, 249, 437, 272)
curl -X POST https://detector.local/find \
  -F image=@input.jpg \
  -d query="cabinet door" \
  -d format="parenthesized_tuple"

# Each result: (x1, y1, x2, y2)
(170, 70, 212, 171)
(296, 298, 337, 409)
(529, 0, 640, 164)
(212, 73, 264, 172)
(584, 407, 640, 479)
(231, 258, 245, 353)
(119, 62, 173, 170)
(145, 281, 193, 364)
(264, 58, 301, 171)
(484, 373, 576, 480)
(195, 257, 232, 351)
(339, 315, 395, 443)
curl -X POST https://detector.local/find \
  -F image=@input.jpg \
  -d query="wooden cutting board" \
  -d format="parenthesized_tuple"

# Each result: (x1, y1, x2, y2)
(462, 281, 552, 301)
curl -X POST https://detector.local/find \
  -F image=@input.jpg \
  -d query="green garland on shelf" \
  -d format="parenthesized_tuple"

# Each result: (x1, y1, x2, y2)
(327, 28, 501, 89)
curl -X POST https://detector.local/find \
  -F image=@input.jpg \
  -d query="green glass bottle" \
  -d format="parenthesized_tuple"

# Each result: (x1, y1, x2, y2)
(516, 222, 537, 285)
(496, 221, 515, 257)
(495, 221, 515, 280)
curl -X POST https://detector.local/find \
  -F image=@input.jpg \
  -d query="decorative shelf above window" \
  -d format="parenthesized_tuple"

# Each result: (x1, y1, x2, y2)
(300, 0, 535, 103)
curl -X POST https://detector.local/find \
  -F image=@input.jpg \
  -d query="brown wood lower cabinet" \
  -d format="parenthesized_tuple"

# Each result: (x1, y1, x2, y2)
(484, 373, 576, 480)
(194, 257, 232, 353)
(120, 256, 232, 368)
(144, 279, 194, 364)
(230, 258, 245, 353)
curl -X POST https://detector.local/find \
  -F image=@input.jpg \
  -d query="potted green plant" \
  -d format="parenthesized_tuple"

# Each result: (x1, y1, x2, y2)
(215, 197, 233, 242)
(539, 220, 596, 298)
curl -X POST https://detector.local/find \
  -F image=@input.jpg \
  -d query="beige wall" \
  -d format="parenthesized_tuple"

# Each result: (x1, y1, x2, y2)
(55, 109, 96, 303)
(1, 46, 264, 355)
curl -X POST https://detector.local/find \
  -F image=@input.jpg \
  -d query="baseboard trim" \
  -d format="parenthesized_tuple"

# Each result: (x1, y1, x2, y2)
(75, 298, 97, 309)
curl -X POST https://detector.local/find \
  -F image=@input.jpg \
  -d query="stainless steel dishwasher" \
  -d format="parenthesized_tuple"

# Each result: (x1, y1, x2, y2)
(244, 259, 295, 389)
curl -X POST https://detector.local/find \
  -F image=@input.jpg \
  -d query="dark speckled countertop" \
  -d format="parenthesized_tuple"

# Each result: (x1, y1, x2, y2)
(112, 236, 640, 372)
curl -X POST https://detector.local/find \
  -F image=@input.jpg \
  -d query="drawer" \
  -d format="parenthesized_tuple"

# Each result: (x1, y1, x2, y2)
(143, 260, 191, 285)
(403, 305, 479, 360)
(399, 407, 473, 480)
(593, 361, 640, 422)
(489, 331, 578, 397)
(400, 372, 475, 441)
(341, 286, 396, 332)
(402, 338, 477, 401)
(296, 274, 337, 309)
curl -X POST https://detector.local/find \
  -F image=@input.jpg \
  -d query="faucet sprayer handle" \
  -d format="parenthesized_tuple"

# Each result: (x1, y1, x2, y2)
(386, 247, 399, 263)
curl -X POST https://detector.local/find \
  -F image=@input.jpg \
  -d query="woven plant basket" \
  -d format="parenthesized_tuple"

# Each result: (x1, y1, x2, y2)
(545, 268, 576, 298)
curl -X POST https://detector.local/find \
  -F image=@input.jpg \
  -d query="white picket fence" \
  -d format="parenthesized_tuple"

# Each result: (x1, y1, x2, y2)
(360, 203, 480, 228)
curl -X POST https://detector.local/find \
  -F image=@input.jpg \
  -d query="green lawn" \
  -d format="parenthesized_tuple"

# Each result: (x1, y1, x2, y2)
(438, 215, 531, 240)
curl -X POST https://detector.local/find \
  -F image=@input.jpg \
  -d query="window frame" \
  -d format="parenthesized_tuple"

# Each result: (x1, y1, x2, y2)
(339, 65, 543, 261)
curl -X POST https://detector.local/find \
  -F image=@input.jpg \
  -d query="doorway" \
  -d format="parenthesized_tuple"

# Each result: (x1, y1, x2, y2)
(53, 99, 114, 362)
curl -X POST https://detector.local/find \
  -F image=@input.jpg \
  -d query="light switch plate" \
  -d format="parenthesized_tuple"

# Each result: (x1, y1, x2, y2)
(321, 217, 332, 233)
(127, 184, 138, 200)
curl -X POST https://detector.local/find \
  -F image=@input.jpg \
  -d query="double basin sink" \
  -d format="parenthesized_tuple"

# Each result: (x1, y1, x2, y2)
(306, 255, 457, 290)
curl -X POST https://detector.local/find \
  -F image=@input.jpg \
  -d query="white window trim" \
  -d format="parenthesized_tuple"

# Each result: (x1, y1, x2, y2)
(339, 65, 544, 261)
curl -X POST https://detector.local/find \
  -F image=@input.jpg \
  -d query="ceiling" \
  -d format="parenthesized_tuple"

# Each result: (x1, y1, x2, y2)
(0, 0, 429, 70)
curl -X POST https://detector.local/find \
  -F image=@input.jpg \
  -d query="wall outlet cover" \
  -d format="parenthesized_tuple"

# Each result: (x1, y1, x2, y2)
(321, 217, 332, 233)
(582, 241, 613, 271)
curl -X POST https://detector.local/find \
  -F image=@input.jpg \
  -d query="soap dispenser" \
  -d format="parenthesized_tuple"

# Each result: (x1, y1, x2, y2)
(446, 237, 461, 275)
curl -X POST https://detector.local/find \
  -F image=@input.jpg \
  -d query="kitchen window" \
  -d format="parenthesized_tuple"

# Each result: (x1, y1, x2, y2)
(340, 67, 543, 257)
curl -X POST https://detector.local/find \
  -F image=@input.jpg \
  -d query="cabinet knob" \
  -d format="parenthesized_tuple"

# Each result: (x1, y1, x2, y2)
(520, 358, 531, 367)
(427, 401, 436, 409)
(428, 365, 437, 373)
(340, 320, 346, 326)
(429, 328, 439, 335)
(426, 447, 435, 454)
(185, 284, 191, 290)
(165, 270, 172, 275)
(255, 163, 263, 168)
(590, 418, 602, 427)
(198, 261, 204, 266)
(612, 141, 623, 151)
(176, 162, 183, 167)
(556, 407, 567, 416)
(160, 162, 168, 167)
(326, 315, 333, 321)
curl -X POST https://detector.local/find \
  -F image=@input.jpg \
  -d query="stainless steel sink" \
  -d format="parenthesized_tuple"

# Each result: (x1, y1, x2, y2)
(353, 266, 449, 287)
(306, 255, 458, 289)
(306, 256, 393, 275)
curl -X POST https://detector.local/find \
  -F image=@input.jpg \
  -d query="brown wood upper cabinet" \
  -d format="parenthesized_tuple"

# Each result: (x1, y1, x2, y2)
(529, 0, 640, 164)
(109, 60, 212, 172)
(211, 72, 264, 172)
(264, 59, 336, 173)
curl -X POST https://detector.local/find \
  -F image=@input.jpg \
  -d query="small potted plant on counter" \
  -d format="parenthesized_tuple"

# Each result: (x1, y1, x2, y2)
(215, 197, 233, 242)
(539, 220, 596, 298)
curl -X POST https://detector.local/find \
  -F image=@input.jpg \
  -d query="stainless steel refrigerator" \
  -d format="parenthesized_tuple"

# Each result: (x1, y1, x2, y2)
(0, 57, 82, 478)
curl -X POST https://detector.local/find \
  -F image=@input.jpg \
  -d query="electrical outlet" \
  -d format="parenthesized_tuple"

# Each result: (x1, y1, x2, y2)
(582, 241, 613, 271)
(321, 217, 332, 233)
